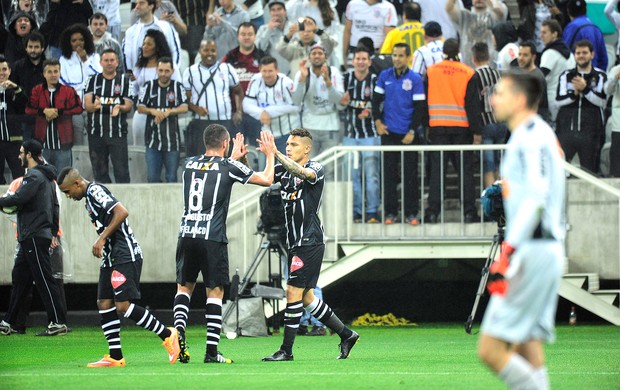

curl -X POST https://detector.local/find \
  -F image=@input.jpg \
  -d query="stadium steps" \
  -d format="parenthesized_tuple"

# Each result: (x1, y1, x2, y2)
(560, 273, 620, 326)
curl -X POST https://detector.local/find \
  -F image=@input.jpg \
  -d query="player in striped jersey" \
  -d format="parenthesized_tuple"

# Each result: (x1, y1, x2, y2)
(411, 21, 444, 76)
(173, 125, 276, 364)
(84, 49, 133, 184)
(243, 56, 300, 153)
(58, 167, 181, 367)
(262, 128, 359, 362)
(137, 57, 188, 183)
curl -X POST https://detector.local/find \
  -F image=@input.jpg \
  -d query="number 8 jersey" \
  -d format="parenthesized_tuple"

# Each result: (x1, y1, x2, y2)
(178, 155, 254, 242)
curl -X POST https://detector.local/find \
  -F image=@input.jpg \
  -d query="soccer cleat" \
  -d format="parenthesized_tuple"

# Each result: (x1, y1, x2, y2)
(36, 322, 68, 336)
(0, 320, 13, 336)
(162, 327, 180, 364)
(87, 354, 126, 368)
(337, 331, 359, 359)
(262, 349, 294, 362)
(178, 331, 190, 363)
(204, 351, 233, 364)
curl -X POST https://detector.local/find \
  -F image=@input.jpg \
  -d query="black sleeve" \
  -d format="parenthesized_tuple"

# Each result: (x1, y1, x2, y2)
(412, 100, 424, 130)
(371, 90, 385, 120)
(465, 75, 483, 135)
(52, 184, 60, 237)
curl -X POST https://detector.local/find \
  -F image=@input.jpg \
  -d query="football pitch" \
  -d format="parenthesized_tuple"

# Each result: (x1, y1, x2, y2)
(1, 325, 618, 389)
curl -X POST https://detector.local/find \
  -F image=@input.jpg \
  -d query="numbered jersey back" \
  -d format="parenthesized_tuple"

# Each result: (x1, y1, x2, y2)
(179, 155, 254, 242)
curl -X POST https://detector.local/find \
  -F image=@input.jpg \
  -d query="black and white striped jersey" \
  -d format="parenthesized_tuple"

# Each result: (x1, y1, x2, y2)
(138, 79, 187, 151)
(84, 73, 133, 137)
(243, 73, 300, 138)
(43, 88, 61, 150)
(342, 71, 377, 139)
(179, 155, 254, 243)
(275, 161, 325, 249)
(182, 62, 239, 120)
(474, 65, 501, 126)
(85, 182, 143, 268)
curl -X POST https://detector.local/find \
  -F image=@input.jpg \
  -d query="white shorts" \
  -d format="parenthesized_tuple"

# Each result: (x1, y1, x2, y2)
(481, 239, 564, 344)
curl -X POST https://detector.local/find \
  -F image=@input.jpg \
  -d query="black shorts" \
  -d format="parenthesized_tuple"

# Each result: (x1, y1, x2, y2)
(287, 245, 324, 288)
(98, 261, 142, 302)
(176, 237, 229, 289)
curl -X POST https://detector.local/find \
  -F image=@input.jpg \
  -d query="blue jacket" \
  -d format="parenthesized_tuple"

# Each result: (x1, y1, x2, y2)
(563, 16, 608, 71)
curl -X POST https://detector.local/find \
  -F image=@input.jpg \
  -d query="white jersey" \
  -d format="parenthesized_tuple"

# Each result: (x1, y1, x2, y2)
(243, 73, 300, 138)
(345, 0, 398, 50)
(501, 114, 566, 247)
(411, 40, 444, 75)
(91, 0, 121, 25)
(182, 61, 240, 120)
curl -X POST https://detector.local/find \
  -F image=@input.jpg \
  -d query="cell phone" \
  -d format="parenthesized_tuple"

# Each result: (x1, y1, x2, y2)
(298, 17, 305, 31)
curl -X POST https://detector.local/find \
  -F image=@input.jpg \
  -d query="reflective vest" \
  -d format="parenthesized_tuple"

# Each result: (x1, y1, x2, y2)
(427, 60, 474, 128)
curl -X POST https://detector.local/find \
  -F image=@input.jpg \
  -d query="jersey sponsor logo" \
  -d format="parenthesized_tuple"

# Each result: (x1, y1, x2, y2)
(290, 255, 304, 272)
(229, 159, 253, 175)
(100, 96, 122, 105)
(281, 189, 299, 201)
(90, 185, 114, 208)
(308, 161, 322, 171)
(185, 161, 220, 170)
(184, 212, 213, 222)
(402, 79, 412, 91)
(181, 225, 209, 235)
(364, 86, 371, 97)
(0, 102, 7, 110)
(111, 270, 127, 289)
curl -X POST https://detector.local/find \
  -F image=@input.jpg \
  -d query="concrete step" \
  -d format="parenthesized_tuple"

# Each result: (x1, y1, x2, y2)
(592, 290, 620, 306)
(563, 273, 600, 292)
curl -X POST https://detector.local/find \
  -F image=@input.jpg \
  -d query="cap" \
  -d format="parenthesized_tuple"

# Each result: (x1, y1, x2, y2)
(310, 43, 326, 53)
(424, 21, 442, 38)
(267, 0, 286, 9)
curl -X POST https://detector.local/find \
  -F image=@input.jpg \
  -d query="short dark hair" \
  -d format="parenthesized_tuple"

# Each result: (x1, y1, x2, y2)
(393, 42, 411, 56)
(290, 128, 312, 140)
(542, 19, 562, 36)
(503, 70, 543, 109)
(260, 55, 278, 68)
(404, 2, 421, 21)
(203, 124, 230, 149)
(101, 48, 118, 58)
(472, 42, 490, 63)
(157, 56, 174, 69)
(90, 12, 108, 24)
(43, 58, 61, 70)
(137, 29, 172, 68)
(147, 0, 157, 12)
(238, 21, 257, 35)
(22, 139, 44, 163)
(26, 31, 46, 48)
(0, 55, 8, 66)
(443, 38, 460, 60)
(574, 39, 593, 52)
(57, 166, 74, 185)
(519, 41, 537, 56)
(357, 36, 375, 53)
(567, 0, 587, 17)
(354, 46, 372, 59)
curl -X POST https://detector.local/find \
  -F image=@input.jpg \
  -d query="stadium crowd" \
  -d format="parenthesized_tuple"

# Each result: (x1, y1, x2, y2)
(0, 0, 618, 223)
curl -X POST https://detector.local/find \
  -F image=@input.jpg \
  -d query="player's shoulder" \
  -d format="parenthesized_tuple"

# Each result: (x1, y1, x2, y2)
(306, 160, 323, 172)
(226, 158, 254, 176)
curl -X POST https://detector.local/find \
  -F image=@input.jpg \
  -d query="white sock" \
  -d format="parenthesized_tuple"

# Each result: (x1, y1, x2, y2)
(498, 354, 539, 390)
(534, 366, 549, 390)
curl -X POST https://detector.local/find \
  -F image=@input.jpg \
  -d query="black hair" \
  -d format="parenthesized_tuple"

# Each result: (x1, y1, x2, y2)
(472, 42, 490, 63)
(404, 2, 422, 21)
(26, 31, 46, 48)
(443, 38, 460, 60)
(574, 39, 593, 52)
(519, 40, 537, 56)
(542, 19, 562, 36)
(237, 21, 257, 34)
(290, 128, 312, 140)
(503, 70, 543, 109)
(393, 42, 411, 57)
(157, 56, 174, 69)
(59, 23, 96, 59)
(260, 55, 278, 67)
(136, 29, 172, 68)
(90, 12, 108, 24)
(203, 124, 230, 149)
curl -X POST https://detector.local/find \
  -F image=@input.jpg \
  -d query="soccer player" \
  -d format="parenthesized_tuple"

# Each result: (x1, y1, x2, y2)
(172, 125, 276, 364)
(57, 167, 181, 367)
(261, 128, 359, 362)
(478, 70, 566, 389)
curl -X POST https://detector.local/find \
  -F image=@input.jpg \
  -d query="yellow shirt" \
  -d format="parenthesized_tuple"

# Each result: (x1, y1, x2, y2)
(380, 21, 425, 57)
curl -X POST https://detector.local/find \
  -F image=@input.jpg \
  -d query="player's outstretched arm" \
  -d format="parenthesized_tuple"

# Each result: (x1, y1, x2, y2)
(273, 151, 316, 182)
(92, 203, 129, 258)
(250, 131, 276, 186)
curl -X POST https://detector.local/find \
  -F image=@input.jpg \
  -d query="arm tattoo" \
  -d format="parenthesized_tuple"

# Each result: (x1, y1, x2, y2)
(274, 150, 316, 181)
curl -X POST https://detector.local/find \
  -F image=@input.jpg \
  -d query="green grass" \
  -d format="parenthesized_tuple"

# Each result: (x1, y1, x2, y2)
(1, 325, 618, 389)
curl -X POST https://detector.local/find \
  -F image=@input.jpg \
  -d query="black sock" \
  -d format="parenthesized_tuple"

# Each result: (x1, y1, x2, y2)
(306, 297, 352, 339)
(125, 303, 171, 341)
(281, 300, 303, 355)
(205, 298, 222, 356)
(173, 292, 191, 336)
(100, 307, 123, 360)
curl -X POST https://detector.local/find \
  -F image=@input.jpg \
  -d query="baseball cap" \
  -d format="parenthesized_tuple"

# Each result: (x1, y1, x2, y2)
(424, 21, 442, 38)
(267, 0, 286, 9)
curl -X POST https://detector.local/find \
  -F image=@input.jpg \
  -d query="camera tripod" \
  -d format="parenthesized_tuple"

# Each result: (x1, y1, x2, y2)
(222, 230, 288, 336)
(465, 222, 505, 334)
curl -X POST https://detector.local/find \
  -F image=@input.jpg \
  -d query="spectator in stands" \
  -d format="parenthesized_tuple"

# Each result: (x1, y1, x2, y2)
(517, 41, 550, 122)
(339, 47, 381, 224)
(471, 42, 504, 188)
(380, 2, 424, 57)
(131, 29, 180, 146)
(492, 21, 519, 72)
(343, 0, 397, 68)
(90, 12, 124, 74)
(173, 0, 208, 62)
(243, 56, 300, 153)
(446, 0, 507, 67)
(372, 42, 424, 225)
(424, 38, 482, 223)
(411, 21, 445, 76)
(605, 0, 620, 66)
(358, 36, 393, 76)
(292, 44, 344, 158)
(90, 0, 122, 42)
(418, 0, 458, 39)
(605, 62, 620, 177)
(563, 0, 608, 71)
(131, 0, 187, 37)
(540, 19, 575, 124)
(235, 0, 266, 29)
(182, 39, 243, 157)
(286, 0, 340, 47)
(517, 0, 563, 54)
(556, 40, 607, 174)
(40, 0, 93, 60)
(6, 0, 48, 31)
(123, 0, 181, 79)
(256, 0, 291, 76)
(203, 0, 250, 61)
(4, 11, 37, 65)
(26, 58, 83, 170)
(58, 24, 102, 146)
(276, 16, 336, 80)
(137, 57, 188, 183)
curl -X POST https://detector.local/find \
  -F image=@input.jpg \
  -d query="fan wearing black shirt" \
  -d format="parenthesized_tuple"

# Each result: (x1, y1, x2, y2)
(261, 128, 359, 362)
